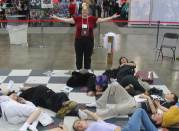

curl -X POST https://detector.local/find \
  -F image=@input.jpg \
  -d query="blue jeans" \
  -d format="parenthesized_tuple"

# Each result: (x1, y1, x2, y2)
(122, 108, 158, 131)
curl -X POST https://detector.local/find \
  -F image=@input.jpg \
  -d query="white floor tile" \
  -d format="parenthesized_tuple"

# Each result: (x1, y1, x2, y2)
(47, 84, 73, 93)
(25, 76, 50, 84)
(9, 70, 32, 76)
(93, 70, 105, 76)
(0, 76, 7, 83)
(69, 92, 96, 104)
(51, 70, 71, 77)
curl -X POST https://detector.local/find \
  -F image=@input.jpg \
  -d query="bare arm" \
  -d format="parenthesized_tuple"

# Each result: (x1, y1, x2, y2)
(120, 62, 136, 67)
(126, 62, 136, 67)
(50, 14, 75, 24)
(154, 100, 169, 112)
(49, 125, 68, 131)
(83, 109, 102, 121)
(97, 14, 120, 23)
(140, 94, 157, 114)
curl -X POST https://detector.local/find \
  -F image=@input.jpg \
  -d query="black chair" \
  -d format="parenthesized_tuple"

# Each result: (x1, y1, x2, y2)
(157, 33, 179, 61)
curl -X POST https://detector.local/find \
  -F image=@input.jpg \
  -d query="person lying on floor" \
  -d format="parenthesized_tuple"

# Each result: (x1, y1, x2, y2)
(150, 102, 179, 128)
(103, 56, 136, 80)
(86, 74, 108, 96)
(72, 108, 169, 131)
(0, 91, 42, 131)
(86, 74, 146, 97)
(89, 82, 178, 119)
(140, 92, 178, 114)
(18, 85, 78, 118)
(117, 56, 136, 80)
(103, 56, 146, 96)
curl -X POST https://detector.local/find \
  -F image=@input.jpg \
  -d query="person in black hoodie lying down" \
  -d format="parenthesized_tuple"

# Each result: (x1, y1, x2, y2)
(19, 85, 78, 117)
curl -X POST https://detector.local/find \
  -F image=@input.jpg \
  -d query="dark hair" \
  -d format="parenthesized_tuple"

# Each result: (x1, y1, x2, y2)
(119, 56, 128, 65)
(7, 91, 16, 96)
(171, 93, 178, 105)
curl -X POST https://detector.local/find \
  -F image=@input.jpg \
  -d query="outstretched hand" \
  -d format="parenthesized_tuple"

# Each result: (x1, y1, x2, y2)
(139, 94, 149, 99)
(59, 125, 68, 131)
(111, 13, 120, 19)
(50, 14, 57, 19)
(154, 100, 161, 107)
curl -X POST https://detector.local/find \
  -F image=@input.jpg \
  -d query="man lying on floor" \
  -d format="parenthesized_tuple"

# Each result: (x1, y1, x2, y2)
(89, 82, 178, 119)
(52, 108, 175, 131)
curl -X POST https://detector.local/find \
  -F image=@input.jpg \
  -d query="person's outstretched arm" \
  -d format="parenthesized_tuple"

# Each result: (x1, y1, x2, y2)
(50, 14, 75, 24)
(19, 108, 42, 131)
(49, 125, 68, 131)
(83, 109, 102, 121)
(140, 94, 157, 114)
(120, 62, 136, 68)
(154, 100, 169, 112)
(97, 14, 120, 23)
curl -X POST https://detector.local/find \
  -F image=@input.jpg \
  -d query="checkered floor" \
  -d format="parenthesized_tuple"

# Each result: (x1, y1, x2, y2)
(0, 69, 171, 131)
(0, 69, 110, 86)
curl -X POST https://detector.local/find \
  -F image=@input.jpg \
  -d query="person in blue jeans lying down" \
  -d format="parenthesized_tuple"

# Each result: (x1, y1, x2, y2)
(72, 108, 168, 131)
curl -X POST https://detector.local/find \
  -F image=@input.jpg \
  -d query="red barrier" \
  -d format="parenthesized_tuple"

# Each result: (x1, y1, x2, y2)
(0, 19, 179, 25)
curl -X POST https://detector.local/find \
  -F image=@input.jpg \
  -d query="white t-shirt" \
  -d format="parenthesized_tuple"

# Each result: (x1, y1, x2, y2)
(0, 96, 36, 124)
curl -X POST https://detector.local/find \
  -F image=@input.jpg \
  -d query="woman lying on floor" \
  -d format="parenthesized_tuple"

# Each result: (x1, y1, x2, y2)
(18, 85, 78, 117)
(93, 82, 178, 119)
(0, 92, 42, 131)
(104, 56, 136, 80)
(72, 108, 172, 131)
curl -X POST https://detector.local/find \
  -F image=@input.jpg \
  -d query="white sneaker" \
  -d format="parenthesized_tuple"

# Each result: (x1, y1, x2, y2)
(87, 69, 93, 74)
(96, 108, 117, 120)
(19, 127, 28, 131)
(75, 69, 80, 72)
(28, 125, 38, 131)
(78, 109, 88, 119)
(86, 102, 97, 107)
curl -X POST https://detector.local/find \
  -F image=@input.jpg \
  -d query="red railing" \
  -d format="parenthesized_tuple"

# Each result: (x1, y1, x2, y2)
(0, 19, 179, 25)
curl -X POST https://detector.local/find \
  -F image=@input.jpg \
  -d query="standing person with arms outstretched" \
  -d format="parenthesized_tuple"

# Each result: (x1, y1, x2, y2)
(51, 3, 119, 72)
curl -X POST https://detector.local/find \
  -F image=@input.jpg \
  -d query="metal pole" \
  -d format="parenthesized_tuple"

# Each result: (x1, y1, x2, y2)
(154, 20, 160, 62)
(156, 21, 160, 49)
(98, 23, 100, 47)
(40, 9, 45, 48)
(149, 0, 153, 26)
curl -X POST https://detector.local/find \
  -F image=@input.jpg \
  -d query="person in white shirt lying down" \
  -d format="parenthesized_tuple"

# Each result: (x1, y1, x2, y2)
(0, 91, 41, 131)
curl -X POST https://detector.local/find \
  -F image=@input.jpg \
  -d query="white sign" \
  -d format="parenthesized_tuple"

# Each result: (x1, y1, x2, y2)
(41, 0, 53, 8)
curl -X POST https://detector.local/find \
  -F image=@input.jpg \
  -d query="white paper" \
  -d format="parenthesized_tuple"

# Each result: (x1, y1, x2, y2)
(134, 94, 147, 103)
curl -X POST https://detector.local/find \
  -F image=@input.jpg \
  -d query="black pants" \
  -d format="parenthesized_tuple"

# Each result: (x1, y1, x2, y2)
(119, 75, 145, 94)
(75, 37, 94, 70)
(20, 85, 69, 112)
